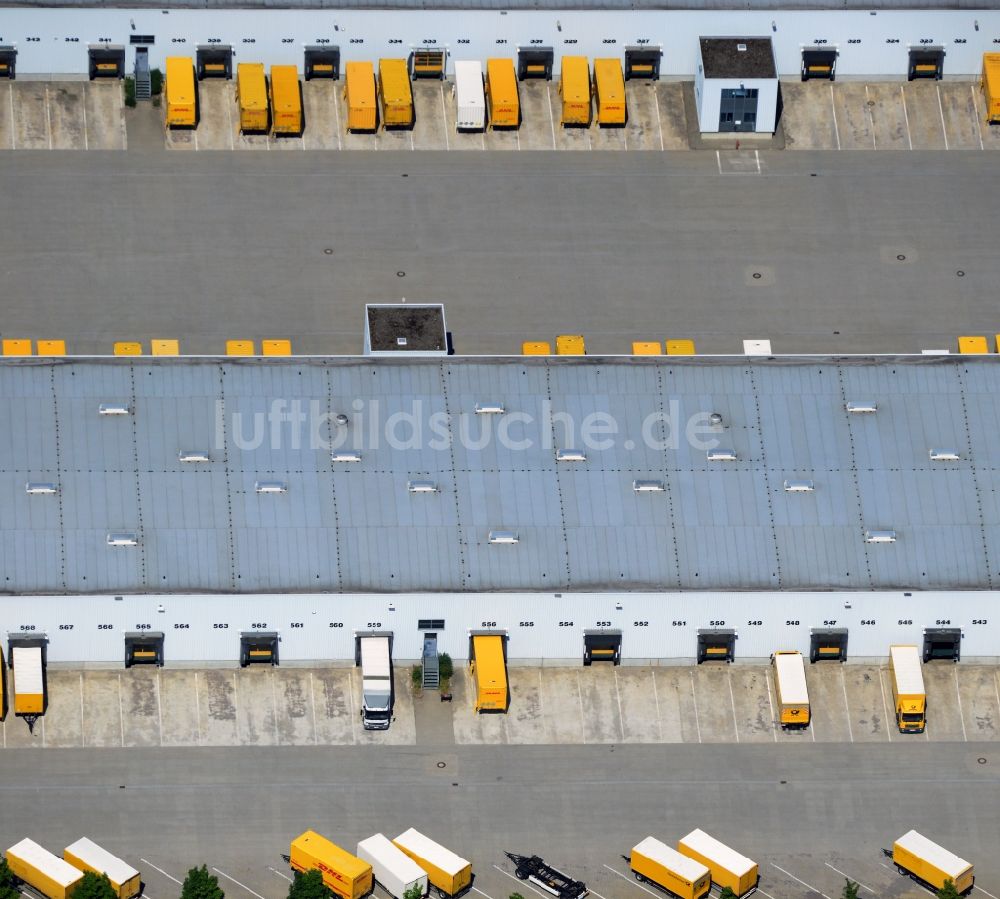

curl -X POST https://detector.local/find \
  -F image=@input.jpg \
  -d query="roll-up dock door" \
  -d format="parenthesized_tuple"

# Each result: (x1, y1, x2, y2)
(801, 48, 837, 81)
(409, 49, 446, 80)
(583, 630, 622, 665)
(240, 631, 279, 667)
(517, 47, 554, 81)
(0, 46, 17, 79)
(923, 627, 961, 662)
(624, 47, 661, 80)
(810, 627, 848, 662)
(305, 46, 340, 80)
(125, 632, 164, 668)
(89, 45, 125, 79)
(908, 47, 944, 81)
(197, 45, 233, 80)
(9, 635, 47, 731)
(697, 629, 735, 664)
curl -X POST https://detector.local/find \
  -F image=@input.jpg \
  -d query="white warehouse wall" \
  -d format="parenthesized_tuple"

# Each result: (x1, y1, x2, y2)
(1, 8, 999, 78)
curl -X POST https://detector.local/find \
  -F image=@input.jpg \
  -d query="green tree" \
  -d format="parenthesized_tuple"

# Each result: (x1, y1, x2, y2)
(0, 859, 22, 899)
(509, 894, 526, 899)
(937, 880, 961, 899)
(181, 866, 225, 899)
(437, 653, 454, 681)
(74, 872, 117, 899)
(841, 879, 861, 899)
(718, 889, 737, 899)
(403, 886, 423, 899)
(287, 870, 330, 899)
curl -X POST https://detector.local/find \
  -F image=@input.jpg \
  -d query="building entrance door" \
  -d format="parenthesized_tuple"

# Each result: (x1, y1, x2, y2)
(719, 87, 758, 132)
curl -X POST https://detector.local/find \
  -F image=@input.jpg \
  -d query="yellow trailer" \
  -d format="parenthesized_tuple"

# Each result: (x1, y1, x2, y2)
(165, 57, 196, 128)
(470, 635, 508, 712)
(63, 839, 141, 899)
(983, 54, 1000, 124)
(677, 830, 758, 898)
(345, 61, 377, 132)
(290, 831, 372, 899)
(237, 63, 268, 133)
(486, 58, 519, 128)
(7, 839, 84, 899)
(12, 644, 44, 716)
(631, 837, 711, 899)
(593, 58, 626, 126)
(392, 829, 472, 898)
(558, 56, 591, 125)
(270, 66, 302, 135)
(772, 650, 810, 729)
(378, 59, 413, 128)
(889, 644, 926, 733)
(891, 831, 973, 894)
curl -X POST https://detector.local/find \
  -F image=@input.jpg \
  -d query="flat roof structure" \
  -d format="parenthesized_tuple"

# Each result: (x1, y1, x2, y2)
(699, 37, 776, 79)
(4, 0, 991, 7)
(2, 355, 999, 595)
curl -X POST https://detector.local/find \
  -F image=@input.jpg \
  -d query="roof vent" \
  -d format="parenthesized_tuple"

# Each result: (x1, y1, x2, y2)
(178, 451, 210, 463)
(107, 532, 138, 547)
(407, 479, 438, 493)
(255, 480, 287, 494)
(865, 529, 897, 544)
(707, 449, 738, 462)
(488, 530, 519, 545)
(475, 403, 505, 415)
(783, 479, 815, 492)
(556, 449, 587, 462)
(737, 42, 747, 51)
(929, 449, 961, 461)
(332, 452, 362, 463)
(845, 401, 877, 414)
(25, 482, 58, 495)
(335, 414, 349, 427)
(99, 403, 130, 416)
(633, 479, 665, 492)
(709, 413, 724, 427)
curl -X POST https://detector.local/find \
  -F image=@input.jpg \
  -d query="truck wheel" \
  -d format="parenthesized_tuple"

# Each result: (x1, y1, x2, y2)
(633, 873, 645, 884)
(515, 870, 528, 881)
(436, 889, 448, 898)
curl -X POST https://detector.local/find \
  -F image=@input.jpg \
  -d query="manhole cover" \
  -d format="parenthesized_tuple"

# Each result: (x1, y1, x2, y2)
(401, 173, 409, 178)
(323, 248, 333, 255)
(978, 757, 987, 764)
(897, 254, 906, 261)
(397, 271, 406, 277)
(957, 270, 965, 277)
(752, 272, 762, 280)
(437, 761, 446, 768)
(867, 100, 876, 108)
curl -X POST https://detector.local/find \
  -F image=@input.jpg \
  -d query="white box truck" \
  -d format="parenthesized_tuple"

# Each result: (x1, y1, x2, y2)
(454, 61, 485, 131)
(357, 834, 428, 899)
(359, 635, 393, 730)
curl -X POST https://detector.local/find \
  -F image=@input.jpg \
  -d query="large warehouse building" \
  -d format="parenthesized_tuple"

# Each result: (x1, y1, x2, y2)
(1, 354, 998, 666)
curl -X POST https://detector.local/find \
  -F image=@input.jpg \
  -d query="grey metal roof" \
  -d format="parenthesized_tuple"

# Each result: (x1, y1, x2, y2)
(2, 355, 998, 595)
(4, 0, 995, 8)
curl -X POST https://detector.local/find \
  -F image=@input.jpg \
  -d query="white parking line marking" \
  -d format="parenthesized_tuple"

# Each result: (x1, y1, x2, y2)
(9, 82, 15, 150)
(271, 670, 279, 744)
(194, 671, 203, 746)
(975, 886, 1000, 899)
(79, 673, 85, 747)
(653, 85, 664, 152)
(309, 671, 317, 744)
(613, 667, 625, 740)
(603, 864, 658, 897)
(45, 84, 52, 150)
(727, 668, 740, 743)
(994, 669, 1000, 719)
(824, 862, 874, 893)
(493, 865, 547, 899)
(754, 149, 761, 173)
(119, 672, 125, 746)
(471, 888, 495, 899)
(226, 91, 234, 150)
(156, 669, 164, 746)
(82, 83, 88, 151)
(772, 864, 831, 899)
(546, 83, 557, 148)
(936, 84, 949, 151)
(140, 892, 155, 899)
(830, 83, 841, 150)
(764, 669, 777, 741)
(900, 85, 913, 150)
(267, 867, 292, 883)
(589, 890, 610, 899)
(576, 670, 586, 744)
(333, 89, 342, 150)
(840, 667, 854, 742)
(439, 84, 450, 150)
(212, 868, 266, 899)
(716, 149, 722, 174)
(971, 84, 985, 150)
(878, 668, 893, 742)
(140, 859, 182, 885)
(651, 670, 663, 742)
(689, 670, 702, 743)
(954, 666, 968, 742)
(233, 670, 240, 742)
(865, 84, 877, 149)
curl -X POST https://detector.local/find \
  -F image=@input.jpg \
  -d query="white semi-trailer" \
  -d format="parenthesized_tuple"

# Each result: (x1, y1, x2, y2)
(359, 635, 393, 731)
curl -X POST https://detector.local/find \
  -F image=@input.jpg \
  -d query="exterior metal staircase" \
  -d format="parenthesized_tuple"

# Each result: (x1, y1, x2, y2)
(421, 634, 439, 689)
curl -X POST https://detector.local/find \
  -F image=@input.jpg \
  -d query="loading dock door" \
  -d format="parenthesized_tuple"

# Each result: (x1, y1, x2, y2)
(923, 627, 961, 662)
(125, 632, 164, 668)
(517, 47, 554, 81)
(0, 46, 16, 80)
(197, 46, 233, 80)
(624, 47, 662, 81)
(801, 48, 837, 81)
(810, 627, 848, 662)
(583, 630, 622, 665)
(305, 46, 340, 80)
(718, 87, 759, 133)
(89, 45, 125, 80)
(908, 47, 944, 81)
(697, 629, 735, 664)
(240, 631, 279, 667)
(409, 49, 445, 80)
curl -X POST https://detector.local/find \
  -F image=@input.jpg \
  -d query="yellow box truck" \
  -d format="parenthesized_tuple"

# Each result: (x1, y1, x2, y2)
(593, 58, 626, 126)
(677, 830, 758, 898)
(983, 54, 1000, 124)
(165, 57, 196, 128)
(392, 828, 472, 898)
(345, 61, 377, 132)
(290, 831, 373, 899)
(7, 839, 84, 899)
(486, 58, 519, 128)
(889, 644, 926, 733)
(12, 644, 44, 716)
(237, 63, 269, 133)
(558, 57, 591, 126)
(470, 635, 508, 713)
(772, 650, 810, 729)
(270, 66, 302, 136)
(378, 59, 414, 128)
(63, 839, 140, 899)
(630, 837, 711, 899)
(890, 831, 973, 894)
